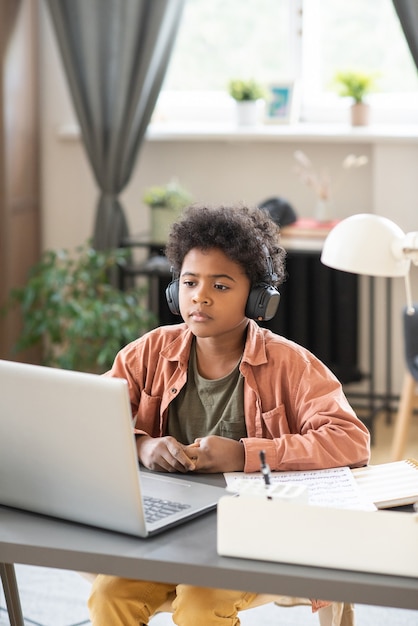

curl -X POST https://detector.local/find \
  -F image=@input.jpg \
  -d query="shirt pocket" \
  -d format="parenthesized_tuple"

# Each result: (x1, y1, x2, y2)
(220, 419, 248, 441)
(135, 390, 162, 437)
(261, 404, 291, 438)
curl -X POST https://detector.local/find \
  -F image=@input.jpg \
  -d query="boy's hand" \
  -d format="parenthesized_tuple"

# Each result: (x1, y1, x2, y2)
(185, 435, 245, 473)
(136, 435, 197, 473)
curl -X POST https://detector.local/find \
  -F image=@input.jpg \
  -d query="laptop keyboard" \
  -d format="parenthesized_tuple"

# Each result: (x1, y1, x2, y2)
(143, 495, 191, 524)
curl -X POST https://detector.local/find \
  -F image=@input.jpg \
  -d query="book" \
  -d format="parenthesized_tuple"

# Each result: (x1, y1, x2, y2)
(351, 459, 418, 509)
(281, 218, 340, 239)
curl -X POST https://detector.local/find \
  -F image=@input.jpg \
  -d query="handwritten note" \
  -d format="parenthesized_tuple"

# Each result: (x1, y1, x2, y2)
(224, 467, 377, 511)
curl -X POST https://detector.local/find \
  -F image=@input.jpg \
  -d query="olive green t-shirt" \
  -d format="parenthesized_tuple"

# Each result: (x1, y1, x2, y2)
(166, 339, 247, 444)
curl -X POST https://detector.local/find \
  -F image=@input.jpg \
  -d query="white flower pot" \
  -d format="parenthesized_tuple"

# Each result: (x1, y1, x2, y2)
(235, 101, 259, 126)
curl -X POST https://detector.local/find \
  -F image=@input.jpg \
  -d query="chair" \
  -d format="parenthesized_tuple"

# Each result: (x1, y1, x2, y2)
(80, 572, 354, 625)
(391, 371, 418, 461)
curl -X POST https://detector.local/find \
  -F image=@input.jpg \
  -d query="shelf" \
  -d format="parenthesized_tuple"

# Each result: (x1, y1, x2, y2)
(57, 122, 418, 145)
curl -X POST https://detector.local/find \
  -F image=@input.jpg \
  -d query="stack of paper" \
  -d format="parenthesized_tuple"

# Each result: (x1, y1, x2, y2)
(352, 459, 418, 509)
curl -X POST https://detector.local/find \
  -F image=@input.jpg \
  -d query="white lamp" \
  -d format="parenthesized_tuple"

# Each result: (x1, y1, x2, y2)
(320, 214, 413, 278)
(321, 213, 418, 380)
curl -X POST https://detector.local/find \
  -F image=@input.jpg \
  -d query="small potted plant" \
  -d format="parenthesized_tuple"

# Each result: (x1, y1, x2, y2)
(143, 179, 192, 243)
(3, 243, 156, 373)
(228, 78, 266, 126)
(333, 69, 378, 126)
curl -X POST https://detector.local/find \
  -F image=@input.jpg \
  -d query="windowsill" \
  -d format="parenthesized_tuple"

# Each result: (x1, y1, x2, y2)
(57, 121, 418, 144)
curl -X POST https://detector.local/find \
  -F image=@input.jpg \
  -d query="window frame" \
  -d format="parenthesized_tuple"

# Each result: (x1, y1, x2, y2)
(154, 0, 418, 127)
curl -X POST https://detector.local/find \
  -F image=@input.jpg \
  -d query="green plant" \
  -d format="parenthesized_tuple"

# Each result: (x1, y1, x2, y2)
(143, 179, 192, 210)
(3, 243, 156, 372)
(228, 78, 265, 102)
(333, 70, 378, 103)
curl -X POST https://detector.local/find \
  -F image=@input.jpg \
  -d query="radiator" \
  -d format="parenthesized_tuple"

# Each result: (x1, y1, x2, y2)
(263, 250, 362, 385)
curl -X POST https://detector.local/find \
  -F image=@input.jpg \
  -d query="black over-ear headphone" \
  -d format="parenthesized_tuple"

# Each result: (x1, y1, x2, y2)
(165, 250, 280, 321)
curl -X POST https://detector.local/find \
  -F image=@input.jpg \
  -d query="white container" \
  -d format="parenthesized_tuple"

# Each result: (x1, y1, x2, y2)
(218, 496, 418, 578)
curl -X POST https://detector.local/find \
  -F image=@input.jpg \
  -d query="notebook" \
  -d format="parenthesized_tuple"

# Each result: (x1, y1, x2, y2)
(352, 459, 418, 509)
(0, 359, 226, 537)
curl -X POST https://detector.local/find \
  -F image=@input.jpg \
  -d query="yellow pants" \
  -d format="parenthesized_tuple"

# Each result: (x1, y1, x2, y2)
(87, 573, 355, 626)
(88, 575, 260, 625)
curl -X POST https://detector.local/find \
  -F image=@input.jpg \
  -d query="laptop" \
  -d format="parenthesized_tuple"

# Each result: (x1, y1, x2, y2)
(0, 359, 226, 537)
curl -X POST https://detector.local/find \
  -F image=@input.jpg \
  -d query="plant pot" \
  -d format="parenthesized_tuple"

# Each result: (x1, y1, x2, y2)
(151, 206, 183, 243)
(235, 101, 259, 126)
(350, 102, 370, 127)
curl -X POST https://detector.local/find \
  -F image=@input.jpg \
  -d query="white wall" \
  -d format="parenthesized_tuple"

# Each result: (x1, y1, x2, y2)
(39, 5, 418, 400)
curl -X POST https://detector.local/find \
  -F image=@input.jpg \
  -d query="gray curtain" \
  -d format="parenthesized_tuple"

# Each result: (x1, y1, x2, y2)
(393, 0, 418, 69)
(46, 0, 185, 250)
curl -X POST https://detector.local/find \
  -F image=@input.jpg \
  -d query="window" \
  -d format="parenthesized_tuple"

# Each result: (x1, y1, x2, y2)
(302, 0, 418, 123)
(163, 0, 295, 91)
(157, 0, 418, 125)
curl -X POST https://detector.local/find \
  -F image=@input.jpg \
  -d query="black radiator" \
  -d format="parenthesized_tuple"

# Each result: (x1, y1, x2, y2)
(262, 250, 362, 385)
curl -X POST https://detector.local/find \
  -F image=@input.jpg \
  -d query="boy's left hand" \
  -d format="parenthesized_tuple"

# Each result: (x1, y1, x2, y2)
(184, 435, 245, 473)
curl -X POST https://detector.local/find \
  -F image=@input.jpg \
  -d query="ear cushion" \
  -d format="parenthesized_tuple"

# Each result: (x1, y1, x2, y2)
(165, 279, 180, 316)
(245, 284, 280, 321)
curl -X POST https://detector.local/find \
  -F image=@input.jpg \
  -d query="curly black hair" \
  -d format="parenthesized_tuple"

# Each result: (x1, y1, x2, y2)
(165, 204, 286, 288)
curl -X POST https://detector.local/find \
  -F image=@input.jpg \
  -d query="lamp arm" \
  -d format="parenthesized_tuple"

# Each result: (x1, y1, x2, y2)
(404, 272, 415, 314)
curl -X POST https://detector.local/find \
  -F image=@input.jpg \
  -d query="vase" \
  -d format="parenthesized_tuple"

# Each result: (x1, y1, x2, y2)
(315, 198, 333, 223)
(350, 102, 370, 127)
(235, 101, 258, 126)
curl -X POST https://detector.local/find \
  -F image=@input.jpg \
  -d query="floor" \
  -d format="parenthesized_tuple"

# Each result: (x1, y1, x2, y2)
(1, 410, 418, 626)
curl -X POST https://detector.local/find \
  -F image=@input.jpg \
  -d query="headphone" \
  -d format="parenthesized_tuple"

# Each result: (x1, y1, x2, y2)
(165, 251, 280, 322)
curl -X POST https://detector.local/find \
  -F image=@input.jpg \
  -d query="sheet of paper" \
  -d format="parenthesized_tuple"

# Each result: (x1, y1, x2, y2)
(224, 467, 377, 511)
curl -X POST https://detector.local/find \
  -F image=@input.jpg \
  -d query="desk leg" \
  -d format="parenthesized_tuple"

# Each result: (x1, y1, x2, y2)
(0, 563, 25, 626)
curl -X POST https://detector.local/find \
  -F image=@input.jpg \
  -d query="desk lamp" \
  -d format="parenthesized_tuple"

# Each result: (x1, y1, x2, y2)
(321, 213, 418, 381)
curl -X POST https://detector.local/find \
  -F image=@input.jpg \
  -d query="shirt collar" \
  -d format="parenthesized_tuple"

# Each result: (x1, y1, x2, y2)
(160, 319, 268, 368)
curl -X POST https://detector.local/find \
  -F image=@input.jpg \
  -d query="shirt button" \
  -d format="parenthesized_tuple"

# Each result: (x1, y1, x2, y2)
(171, 388, 177, 394)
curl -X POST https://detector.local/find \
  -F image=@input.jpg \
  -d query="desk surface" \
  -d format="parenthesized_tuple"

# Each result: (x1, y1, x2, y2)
(0, 503, 417, 611)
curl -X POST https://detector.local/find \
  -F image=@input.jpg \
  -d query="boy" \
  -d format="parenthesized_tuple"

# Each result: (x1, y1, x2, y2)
(88, 204, 370, 625)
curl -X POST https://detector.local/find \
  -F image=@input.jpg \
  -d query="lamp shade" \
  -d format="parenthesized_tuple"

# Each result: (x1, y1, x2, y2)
(321, 214, 411, 277)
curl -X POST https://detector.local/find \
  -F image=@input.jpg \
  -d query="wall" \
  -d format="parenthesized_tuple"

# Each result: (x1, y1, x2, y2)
(39, 5, 418, 400)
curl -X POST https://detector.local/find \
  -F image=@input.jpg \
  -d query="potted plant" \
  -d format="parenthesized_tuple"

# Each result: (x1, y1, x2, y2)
(143, 179, 192, 243)
(228, 78, 266, 126)
(3, 243, 156, 373)
(333, 69, 378, 126)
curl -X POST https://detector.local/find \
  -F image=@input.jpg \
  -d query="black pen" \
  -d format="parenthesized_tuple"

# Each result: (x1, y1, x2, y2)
(259, 450, 271, 487)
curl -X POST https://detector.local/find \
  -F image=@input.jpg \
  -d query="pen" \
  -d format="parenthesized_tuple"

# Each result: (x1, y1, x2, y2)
(259, 450, 271, 487)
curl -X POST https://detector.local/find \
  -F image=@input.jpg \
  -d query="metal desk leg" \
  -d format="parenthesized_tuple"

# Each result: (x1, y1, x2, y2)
(0, 563, 25, 626)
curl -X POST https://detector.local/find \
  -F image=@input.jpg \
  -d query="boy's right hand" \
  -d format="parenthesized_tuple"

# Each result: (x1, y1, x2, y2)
(136, 435, 197, 473)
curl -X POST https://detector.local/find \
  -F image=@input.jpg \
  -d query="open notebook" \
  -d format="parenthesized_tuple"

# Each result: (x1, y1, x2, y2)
(0, 359, 225, 537)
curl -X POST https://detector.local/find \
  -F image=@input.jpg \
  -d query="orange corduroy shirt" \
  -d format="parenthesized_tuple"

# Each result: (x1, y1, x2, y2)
(105, 319, 370, 473)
